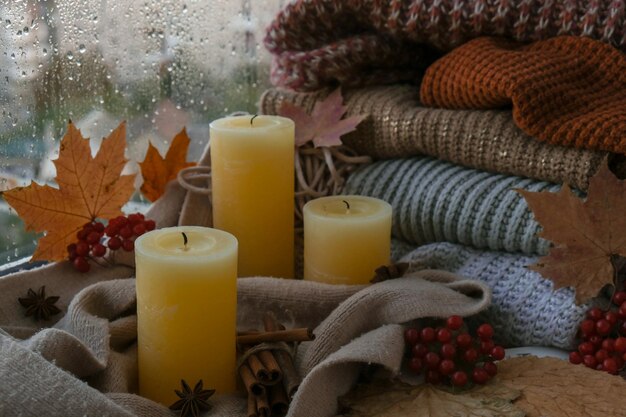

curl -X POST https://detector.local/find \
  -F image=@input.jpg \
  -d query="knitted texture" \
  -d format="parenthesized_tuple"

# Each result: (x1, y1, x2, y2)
(0, 271, 490, 417)
(421, 36, 626, 154)
(345, 157, 559, 255)
(398, 241, 588, 349)
(261, 85, 623, 190)
(265, 0, 626, 91)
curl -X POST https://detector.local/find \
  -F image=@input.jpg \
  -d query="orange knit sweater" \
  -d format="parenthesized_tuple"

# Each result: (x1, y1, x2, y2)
(420, 36, 626, 155)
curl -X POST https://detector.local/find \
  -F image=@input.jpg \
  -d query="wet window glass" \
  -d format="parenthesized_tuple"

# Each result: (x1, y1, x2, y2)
(0, 0, 282, 266)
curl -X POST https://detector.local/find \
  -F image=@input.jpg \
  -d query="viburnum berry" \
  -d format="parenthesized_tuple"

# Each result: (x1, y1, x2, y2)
(456, 333, 472, 348)
(603, 358, 618, 374)
(438, 359, 455, 375)
(440, 343, 456, 359)
(66, 213, 156, 273)
(463, 348, 479, 363)
(436, 328, 452, 343)
(480, 340, 495, 354)
(583, 355, 597, 369)
(424, 352, 441, 370)
(108, 236, 122, 250)
(569, 351, 583, 364)
(412, 343, 428, 358)
(578, 341, 595, 355)
(446, 315, 463, 330)
(615, 337, 626, 353)
(92, 243, 106, 257)
(483, 361, 498, 376)
(408, 357, 423, 374)
(420, 327, 435, 343)
(477, 324, 494, 340)
(404, 317, 502, 388)
(491, 346, 505, 360)
(451, 371, 468, 387)
(404, 328, 420, 346)
(601, 338, 615, 352)
(73, 256, 90, 273)
(472, 368, 489, 385)
(122, 239, 134, 252)
(588, 307, 604, 321)
(614, 291, 626, 306)
(145, 219, 156, 231)
(76, 241, 90, 257)
(580, 319, 595, 336)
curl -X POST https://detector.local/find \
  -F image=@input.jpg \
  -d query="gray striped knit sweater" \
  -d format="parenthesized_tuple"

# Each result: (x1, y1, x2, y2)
(396, 241, 587, 349)
(345, 157, 560, 255)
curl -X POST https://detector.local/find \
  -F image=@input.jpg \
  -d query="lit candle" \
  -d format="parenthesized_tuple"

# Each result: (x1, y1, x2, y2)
(210, 115, 294, 278)
(303, 195, 392, 285)
(135, 226, 238, 405)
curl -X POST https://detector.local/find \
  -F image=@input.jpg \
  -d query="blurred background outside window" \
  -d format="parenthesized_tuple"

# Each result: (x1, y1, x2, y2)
(0, 0, 283, 266)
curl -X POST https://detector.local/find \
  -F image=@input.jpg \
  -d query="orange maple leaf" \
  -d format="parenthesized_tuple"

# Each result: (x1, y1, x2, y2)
(139, 128, 195, 202)
(3, 122, 135, 262)
(518, 162, 626, 303)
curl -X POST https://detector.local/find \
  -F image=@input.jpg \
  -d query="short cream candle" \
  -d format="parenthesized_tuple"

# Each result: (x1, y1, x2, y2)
(210, 115, 294, 278)
(303, 195, 392, 285)
(135, 226, 238, 406)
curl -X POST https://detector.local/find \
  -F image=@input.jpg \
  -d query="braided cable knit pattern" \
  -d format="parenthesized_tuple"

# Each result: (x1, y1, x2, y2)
(345, 157, 559, 255)
(398, 241, 588, 349)
(265, 0, 626, 90)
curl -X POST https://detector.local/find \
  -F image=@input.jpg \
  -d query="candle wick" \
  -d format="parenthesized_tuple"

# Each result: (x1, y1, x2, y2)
(342, 200, 350, 210)
(182, 232, 188, 250)
(250, 114, 258, 126)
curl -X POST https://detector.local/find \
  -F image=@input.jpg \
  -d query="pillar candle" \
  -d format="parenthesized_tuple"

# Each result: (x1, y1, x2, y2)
(210, 115, 294, 278)
(303, 195, 392, 285)
(135, 226, 238, 405)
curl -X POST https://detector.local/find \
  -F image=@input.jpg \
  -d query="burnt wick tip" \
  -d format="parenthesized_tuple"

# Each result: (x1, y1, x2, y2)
(250, 114, 258, 126)
(342, 200, 350, 210)
(182, 232, 188, 247)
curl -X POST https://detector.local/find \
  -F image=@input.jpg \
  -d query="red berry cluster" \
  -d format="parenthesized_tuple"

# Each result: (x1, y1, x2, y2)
(569, 291, 626, 374)
(67, 213, 155, 273)
(404, 316, 505, 388)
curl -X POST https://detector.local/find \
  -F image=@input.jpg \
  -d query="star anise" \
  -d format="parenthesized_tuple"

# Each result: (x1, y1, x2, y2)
(170, 379, 215, 417)
(18, 286, 61, 321)
(370, 262, 410, 283)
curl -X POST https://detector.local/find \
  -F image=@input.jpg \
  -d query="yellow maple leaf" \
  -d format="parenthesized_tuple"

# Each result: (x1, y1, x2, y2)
(139, 128, 195, 202)
(518, 162, 626, 303)
(2, 122, 135, 261)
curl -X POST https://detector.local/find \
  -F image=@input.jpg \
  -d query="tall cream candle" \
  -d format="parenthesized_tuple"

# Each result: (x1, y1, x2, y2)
(303, 195, 392, 285)
(135, 226, 238, 406)
(210, 115, 294, 278)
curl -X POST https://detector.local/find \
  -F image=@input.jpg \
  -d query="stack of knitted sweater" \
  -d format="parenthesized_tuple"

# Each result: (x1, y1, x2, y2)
(261, 0, 626, 350)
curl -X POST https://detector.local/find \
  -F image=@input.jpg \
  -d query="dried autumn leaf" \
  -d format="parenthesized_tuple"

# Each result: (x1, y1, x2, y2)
(518, 162, 626, 302)
(3, 122, 134, 261)
(340, 379, 524, 417)
(499, 356, 626, 417)
(278, 88, 365, 147)
(139, 128, 195, 202)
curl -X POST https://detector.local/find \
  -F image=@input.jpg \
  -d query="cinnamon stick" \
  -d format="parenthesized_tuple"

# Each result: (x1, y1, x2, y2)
(247, 395, 258, 417)
(269, 383, 289, 416)
(263, 312, 302, 398)
(259, 350, 282, 384)
(239, 363, 265, 396)
(237, 328, 314, 345)
(247, 353, 270, 383)
(256, 390, 270, 417)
